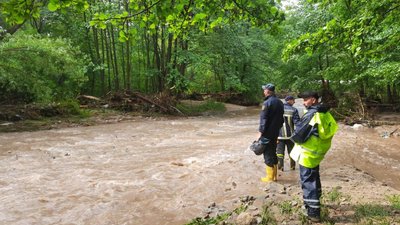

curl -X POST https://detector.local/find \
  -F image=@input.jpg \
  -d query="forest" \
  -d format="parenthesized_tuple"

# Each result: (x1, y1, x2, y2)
(0, 0, 399, 121)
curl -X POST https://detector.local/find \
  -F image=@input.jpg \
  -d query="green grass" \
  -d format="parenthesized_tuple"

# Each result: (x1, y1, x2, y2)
(185, 212, 231, 225)
(387, 194, 400, 210)
(278, 200, 293, 215)
(355, 204, 390, 219)
(233, 204, 247, 214)
(352, 196, 400, 224)
(185, 203, 247, 225)
(323, 187, 343, 204)
(184, 194, 400, 225)
(176, 100, 226, 116)
(260, 204, 277, 225)
(357, 218, 393, 225)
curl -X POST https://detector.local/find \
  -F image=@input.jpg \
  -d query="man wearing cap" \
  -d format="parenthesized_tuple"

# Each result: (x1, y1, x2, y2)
(259, 83, 284, 182)
(277, 96, 300, 171)
(290, 91, 338, 222)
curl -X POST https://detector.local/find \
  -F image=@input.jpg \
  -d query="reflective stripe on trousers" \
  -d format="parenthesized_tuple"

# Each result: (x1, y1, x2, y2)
(276, 139, 294, 156)
(299, 164, 321, 217)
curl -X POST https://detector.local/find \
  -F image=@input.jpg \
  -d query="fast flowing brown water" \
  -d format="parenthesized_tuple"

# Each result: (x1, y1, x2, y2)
(0, 107, 275, 225)
(1, 104, 399, 225)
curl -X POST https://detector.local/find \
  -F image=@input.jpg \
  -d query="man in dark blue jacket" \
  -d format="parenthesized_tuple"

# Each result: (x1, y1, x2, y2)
(259, 83, 284, 182)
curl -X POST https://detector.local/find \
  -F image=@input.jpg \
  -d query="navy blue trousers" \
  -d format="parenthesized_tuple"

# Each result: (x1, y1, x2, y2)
(276, 139, 295, 156)
(299, 164, 322, 217)
(262, 140, 278, 167)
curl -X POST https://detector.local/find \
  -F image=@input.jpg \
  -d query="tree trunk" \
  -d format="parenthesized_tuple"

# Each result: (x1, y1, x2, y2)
(153, 30, 162, 92)
(125, 26, 131, 91)
(100, 29, 106, 95)
(110, 24, 120, 91)
(120, 0, 132, 91)
(178, 38, 188, 77)
(160, 26, 166, 89)
(387, 83, 393, 103)
(145, 31, 151, 92)
(83, 12, 97, 95)
(105, 27, 112, 92)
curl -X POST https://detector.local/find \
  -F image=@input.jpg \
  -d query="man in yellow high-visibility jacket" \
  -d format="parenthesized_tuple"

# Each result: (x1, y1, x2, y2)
(290, 91, 338, 222)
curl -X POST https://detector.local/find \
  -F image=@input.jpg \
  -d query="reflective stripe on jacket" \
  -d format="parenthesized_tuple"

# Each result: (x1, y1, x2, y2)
(278, 103, 300, 140)
(291, 111, 338, 168)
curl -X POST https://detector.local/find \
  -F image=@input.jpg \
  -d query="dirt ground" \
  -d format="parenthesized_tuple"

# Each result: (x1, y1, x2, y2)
(0, 102, 399, 225)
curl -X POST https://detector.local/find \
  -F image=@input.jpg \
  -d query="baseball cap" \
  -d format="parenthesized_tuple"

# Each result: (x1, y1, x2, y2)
(262, 83, 275, 91)
(298, 91, 319, 99)
(285, 95, 295, 101)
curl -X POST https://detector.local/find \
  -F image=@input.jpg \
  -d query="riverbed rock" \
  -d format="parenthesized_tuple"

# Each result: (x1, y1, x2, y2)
(235, 212, 257, 225)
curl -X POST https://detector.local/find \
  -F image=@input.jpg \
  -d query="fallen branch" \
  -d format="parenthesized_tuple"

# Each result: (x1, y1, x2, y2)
(390, 128, 399, 136)
(78, 95, 101, 101)
(132, 92, 169, 112)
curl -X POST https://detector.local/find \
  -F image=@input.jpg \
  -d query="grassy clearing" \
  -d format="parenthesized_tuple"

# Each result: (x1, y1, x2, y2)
(185, 212, 231, 225)
(387, 194, 400, 210)
(185, 204, 247, 225)
(278, 200, 293, 215)
(323, 187, 344, 204)
(260, 204, 277, 225)
(176, 100, 226, 116)
(185, 193, 400, 225)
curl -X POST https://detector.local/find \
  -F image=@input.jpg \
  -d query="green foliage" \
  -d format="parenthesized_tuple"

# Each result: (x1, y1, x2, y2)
(47, 0, 89, 12)
(281, 0, 400, 102)
(166, 66, 189, 95)
(2, 0, 398, 108)
(176, 100, 226, 116)
(88, 0, 284, 34)
(0, 0, 41, 25)
(187, 23, 282, 102)
(0, 33, 88, 103)
(54, 100, 82, 115)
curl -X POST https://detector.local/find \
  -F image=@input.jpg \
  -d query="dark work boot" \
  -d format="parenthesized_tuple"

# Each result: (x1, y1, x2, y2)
(277, 157, 284, 171)
(290, 158, 296, 170)
(308, 215, 321, 222)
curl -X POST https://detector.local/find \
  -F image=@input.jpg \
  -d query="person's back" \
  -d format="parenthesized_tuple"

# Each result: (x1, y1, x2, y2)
(258, 83, 284, 183)
(260, 95, 284, 139)
(280, 103, 299, 138)
(277, 96, 300, 170)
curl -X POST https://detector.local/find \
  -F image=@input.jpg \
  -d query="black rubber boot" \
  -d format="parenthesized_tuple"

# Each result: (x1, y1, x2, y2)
(290, 158, 296, 170)
(277, 157, 284, 171)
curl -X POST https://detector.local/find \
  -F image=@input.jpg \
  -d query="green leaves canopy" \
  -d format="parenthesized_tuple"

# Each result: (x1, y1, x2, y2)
(282, 0, 400, 97)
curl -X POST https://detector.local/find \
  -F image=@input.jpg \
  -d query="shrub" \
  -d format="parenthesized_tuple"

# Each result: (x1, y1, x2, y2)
(0, 33, 88, 104)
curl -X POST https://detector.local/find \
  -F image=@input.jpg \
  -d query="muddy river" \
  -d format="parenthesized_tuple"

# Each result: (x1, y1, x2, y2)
(1, 104, 399, 225)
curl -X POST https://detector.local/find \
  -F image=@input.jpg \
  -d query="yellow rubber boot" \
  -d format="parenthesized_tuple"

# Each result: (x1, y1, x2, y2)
(261, 165, 274, 182)
(273, 164, 278, 181)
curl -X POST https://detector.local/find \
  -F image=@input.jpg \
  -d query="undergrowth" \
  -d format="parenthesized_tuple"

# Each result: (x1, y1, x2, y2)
(176, 100, 226, 116)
